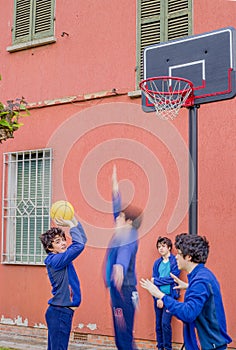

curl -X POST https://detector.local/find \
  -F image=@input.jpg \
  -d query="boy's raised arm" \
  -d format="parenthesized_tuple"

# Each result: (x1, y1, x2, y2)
(112, 165, 121, 220)
(112, 164, 119, 196)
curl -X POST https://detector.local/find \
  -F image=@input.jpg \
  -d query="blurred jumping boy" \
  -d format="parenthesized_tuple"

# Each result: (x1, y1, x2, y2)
(40, 216, 87, 350)
(152, 237, 180, 350)
(140, 233, 232, 350)
(104, 165, 143, 350)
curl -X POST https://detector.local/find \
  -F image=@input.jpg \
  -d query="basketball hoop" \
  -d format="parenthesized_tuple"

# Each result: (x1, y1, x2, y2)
(140, 76, 195, 120)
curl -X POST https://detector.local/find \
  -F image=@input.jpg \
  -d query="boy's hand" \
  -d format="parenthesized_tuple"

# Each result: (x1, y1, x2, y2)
(55, 216, 77, 228)
(156, 299, 164, 308)
(170, 273, 188, 290)
(140, 278, 165, 299)
(112, 164, 119, 194)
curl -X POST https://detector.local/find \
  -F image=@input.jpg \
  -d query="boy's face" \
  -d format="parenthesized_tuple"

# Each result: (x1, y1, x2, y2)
(49, 235, 67, 254)
(157, 242, 170, 257)
(115, 212, 132, 228)
(176, 249, 189, 271)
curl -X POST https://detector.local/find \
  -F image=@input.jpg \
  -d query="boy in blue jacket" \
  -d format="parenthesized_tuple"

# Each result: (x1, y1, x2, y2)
(104, 165, 142, 350)
(152, 236, 180, 350)
(140, 233, 232, 350)
(40, 216, 87, 350)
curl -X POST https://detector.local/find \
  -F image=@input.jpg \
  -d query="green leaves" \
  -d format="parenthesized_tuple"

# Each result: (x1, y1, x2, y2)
(0, 97, 29, 142)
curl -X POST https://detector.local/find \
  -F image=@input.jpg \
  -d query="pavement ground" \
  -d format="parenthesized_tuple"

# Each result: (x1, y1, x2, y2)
(0, 331, 117, 350)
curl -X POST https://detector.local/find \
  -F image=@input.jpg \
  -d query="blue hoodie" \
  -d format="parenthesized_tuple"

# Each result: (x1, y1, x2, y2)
(162, 264, 232, 350)
(44, 222, 87, 307)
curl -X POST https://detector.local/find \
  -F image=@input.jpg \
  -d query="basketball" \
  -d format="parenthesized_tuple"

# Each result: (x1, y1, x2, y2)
(50, 200, 74, 220)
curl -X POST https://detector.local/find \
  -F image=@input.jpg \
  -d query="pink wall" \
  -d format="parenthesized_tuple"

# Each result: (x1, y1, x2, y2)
(0, 0, 136, 103)
(0, 0, 236, 347)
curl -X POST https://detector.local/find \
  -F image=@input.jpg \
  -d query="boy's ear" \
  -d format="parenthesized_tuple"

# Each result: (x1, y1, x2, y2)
(185, 254, 192, 262)
(47, 246, 54, 252)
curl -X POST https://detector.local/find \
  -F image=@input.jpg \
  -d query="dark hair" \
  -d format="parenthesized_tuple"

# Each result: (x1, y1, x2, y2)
(122, 204, 143, 229)
(40, 227, 66, 253)
(156, 236, 172, 251)
(175, 233, 209, 263)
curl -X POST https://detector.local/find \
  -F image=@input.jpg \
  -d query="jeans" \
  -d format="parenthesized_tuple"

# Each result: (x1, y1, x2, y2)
(45, 305, 74, 350)
(154, 300, 172, 350)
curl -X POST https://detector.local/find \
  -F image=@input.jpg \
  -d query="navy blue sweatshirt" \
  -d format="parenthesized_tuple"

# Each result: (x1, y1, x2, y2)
(44, 222, 87, 307)
(162, 264, 232, 350)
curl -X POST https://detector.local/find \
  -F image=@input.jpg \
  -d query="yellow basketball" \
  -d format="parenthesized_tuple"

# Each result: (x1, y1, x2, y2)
(50, 200, 74, 220)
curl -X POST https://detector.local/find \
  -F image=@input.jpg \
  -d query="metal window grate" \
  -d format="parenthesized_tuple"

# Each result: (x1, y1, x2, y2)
(1, 148, 53, 265)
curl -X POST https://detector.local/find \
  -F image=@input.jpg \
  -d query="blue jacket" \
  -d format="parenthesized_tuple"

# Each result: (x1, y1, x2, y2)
(44, 222, 87, 307)
(163, 264, 232, 350)
(152, 253, 180, 299)
(105, 192, 138, 288)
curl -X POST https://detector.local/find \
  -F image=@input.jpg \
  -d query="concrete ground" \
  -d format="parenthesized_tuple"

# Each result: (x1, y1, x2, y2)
(0, 332, 117, 350)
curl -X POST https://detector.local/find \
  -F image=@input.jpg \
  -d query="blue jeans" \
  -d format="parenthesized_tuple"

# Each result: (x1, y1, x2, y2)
(110, 285, 138, 350)
(154, 300, 172, 350)
(45, 305, 74, 350)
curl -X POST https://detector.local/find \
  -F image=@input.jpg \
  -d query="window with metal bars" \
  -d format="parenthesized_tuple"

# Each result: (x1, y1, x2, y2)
(136, 0, 192, 86)
(8, 0, 55, 52)
(1, 149, 52, 265)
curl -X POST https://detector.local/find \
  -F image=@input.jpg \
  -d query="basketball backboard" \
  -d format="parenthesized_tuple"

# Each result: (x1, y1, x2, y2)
(141, 27, 236, 112)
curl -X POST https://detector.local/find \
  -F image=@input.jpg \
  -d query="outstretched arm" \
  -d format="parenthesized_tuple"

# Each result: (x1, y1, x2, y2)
(112, 165, 121, 220)
(112, 164, 119, 196)
(49, 216, 87, 270)
(55, 216, 87, 245)
(140, 278, 165, 299)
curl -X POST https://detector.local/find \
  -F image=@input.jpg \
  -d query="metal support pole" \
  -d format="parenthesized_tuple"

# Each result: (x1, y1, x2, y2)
(188, 105, 199, 235)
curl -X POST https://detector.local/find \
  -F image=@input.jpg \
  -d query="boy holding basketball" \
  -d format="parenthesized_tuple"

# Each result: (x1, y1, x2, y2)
(104, 165, 142, 350)
(40, 216, 87, 350)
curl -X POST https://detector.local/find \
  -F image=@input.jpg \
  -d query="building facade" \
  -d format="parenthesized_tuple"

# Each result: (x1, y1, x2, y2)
(0, 0, 235, 348)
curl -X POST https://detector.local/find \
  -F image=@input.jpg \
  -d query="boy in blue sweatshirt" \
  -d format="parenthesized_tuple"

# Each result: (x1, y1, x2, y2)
(104, 165, 142, 350)
(40, 216, 87, 350)
(152, 237, 180, 350)
(140, 233, 232, 350)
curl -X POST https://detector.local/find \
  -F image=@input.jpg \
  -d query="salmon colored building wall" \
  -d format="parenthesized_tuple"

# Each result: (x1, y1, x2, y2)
(0, 0, 236, 347)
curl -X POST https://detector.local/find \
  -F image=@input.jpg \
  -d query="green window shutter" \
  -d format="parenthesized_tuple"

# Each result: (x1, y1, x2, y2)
(32, 0, 55, 40)
(13, 0, 32, 44)
(137, 0, 192, 85)
(12, 0, 55, 45)
(167, 0, 192, 41)
(137, 0, 162, 85)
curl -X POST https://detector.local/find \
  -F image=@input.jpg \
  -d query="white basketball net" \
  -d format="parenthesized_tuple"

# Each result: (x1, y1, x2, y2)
(140, 77, 194, 120)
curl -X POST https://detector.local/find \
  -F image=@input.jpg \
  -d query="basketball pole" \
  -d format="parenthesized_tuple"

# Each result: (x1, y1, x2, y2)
(188, 105, 199, 235)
